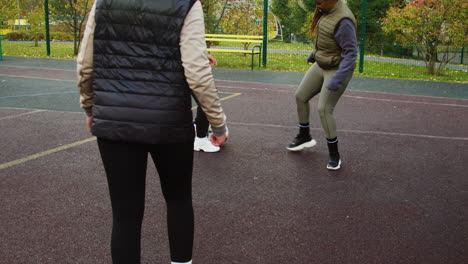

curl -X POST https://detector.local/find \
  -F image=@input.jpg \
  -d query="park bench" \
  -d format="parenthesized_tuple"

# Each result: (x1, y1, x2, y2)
(205, 34, 263, 70)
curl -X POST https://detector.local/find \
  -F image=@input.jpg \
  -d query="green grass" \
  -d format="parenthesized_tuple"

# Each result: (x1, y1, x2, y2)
(2, 41, 467, 83)
(209, 40, 311, 51)
(1, 42, 76, 60)
(212, 52, 468, 83)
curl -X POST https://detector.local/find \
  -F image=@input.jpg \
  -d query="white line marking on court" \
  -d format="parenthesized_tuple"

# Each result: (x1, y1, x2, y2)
(217, 85, 468, 108)
(0, 91, 75, 99)
(229, 121, 468, 141)
(0, 137, 96, 170)
(216, 78, 298, 88)
(217, 85, 293, 93)
(343, 95, 468, 108)
(0, 74, 75, 82)
(346, 88, 468, 101)
(0, 92, 241, 169)
(0, 109, 45, 120)
(191, 92, 241, 110)
(0, 65, 75, 72)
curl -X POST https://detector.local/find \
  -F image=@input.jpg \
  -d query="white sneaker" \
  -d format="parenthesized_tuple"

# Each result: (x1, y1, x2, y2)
(194, 137, 220, 152)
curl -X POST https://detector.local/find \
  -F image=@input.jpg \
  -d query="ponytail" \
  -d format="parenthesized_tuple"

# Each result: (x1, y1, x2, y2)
(309, 8, 322, 36)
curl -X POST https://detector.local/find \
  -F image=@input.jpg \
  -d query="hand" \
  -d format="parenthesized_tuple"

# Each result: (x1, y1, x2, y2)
(86, 115, 92, 132)
(207, 54, 217, 66)
(210, 133, 227, 146)
(306, 52, 315, 64)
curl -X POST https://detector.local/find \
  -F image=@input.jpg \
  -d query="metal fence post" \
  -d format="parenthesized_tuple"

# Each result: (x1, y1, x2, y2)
(262, 0, 268, 67)
(44, 0, 51, 56)
(0, 36, 3, 61)
(359, 0, 367, 73)
(461, 46, 465, 65)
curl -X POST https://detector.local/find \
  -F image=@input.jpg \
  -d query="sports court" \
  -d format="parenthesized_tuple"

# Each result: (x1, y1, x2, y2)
(0, 56, 467, 263)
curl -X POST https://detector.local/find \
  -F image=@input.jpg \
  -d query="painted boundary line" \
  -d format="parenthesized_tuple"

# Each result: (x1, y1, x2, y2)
(0, 74, 75, 82)
(217, 85, 468, 108)
(0, 65, 74, 71)
(0, 137, 96, 170)
(0, 93, 241, 170)
(344, 95, 468, 108)
(0, 109, 45, 120)
(0, 91, 75, 99)
(229, 121, 468, 141)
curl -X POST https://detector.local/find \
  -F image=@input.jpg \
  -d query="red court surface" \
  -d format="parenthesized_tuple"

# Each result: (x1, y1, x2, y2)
(0, 59, 467, 264)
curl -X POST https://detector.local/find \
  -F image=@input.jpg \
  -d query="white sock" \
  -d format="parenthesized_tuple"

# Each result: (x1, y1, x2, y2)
(171, 261, 192, 264)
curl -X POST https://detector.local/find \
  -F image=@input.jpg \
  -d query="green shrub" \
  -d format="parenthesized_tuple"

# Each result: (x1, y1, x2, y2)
(5, 31, 74, 41)
(30, 32, 45, 41)
(50, 32, 74, 41)
(6, 31, 29, 41)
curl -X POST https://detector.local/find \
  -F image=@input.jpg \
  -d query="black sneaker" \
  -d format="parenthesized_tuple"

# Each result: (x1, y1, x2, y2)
(287, 134, 317, 151)
(327, 152, 341, 170)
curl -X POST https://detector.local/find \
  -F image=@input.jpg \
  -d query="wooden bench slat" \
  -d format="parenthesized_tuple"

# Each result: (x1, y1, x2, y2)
(205, 34, 263, 39)
(207, 49, 260, 54)
(205, 38, 263, 43)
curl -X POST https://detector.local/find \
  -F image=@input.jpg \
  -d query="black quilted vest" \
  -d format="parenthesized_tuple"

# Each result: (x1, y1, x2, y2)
(92, 0, 196, 144)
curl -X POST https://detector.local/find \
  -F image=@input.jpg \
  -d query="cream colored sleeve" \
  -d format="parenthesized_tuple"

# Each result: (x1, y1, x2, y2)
(77, 2, 96, 116)
(180, 1, 227, 134)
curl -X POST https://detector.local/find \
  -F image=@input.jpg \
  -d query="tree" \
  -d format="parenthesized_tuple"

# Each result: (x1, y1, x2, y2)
(50, 0, 94, 55)
(219, 0, 276, 49)
(27, 5, 45, 47)
(347, 0, 405, 54)
(201, 0, 229, 34)
(271, 0, 291, 40)
(289, 1, 311, 42)
(381, 0, 467, 75)
(0, 0, 18, 24)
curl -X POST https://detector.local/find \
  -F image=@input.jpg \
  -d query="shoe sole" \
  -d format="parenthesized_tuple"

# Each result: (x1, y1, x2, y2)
(327, 160, 342, 170)
(286, 139, 317, 151)
(194, 147, 220, 153)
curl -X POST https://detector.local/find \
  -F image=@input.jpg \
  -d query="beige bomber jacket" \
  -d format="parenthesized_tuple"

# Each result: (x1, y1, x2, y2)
(77, 1, 227, 134)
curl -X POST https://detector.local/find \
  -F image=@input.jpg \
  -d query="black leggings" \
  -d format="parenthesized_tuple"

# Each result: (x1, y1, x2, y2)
(192, 95, 209, 138)
(97, 138, 194, 264)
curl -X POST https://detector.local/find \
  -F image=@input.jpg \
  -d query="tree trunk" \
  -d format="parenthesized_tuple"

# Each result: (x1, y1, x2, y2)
(426, 45, 437, 75)
(73, 16, 78, 55)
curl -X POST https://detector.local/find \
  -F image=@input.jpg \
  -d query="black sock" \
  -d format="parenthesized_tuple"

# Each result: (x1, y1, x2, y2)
(299, 123, 310, 137)
(327, 137, 339, 153)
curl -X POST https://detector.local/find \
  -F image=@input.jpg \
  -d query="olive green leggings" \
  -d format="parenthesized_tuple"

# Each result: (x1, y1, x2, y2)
(295, 63, 352, 139)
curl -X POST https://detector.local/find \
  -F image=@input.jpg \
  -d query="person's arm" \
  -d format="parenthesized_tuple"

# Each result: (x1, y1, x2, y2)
(77, 2, 97, 131)
(180, 1, 227, 144)
(327, 18, 357, 91)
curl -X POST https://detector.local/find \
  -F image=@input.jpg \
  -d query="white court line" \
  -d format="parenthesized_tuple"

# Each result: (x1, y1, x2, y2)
(0, 74, 75, 82)
(217, 85, 293, 93)
(229, 121, 468, 141)
(0, 137, 96, 170)
(217, 78, 468, 102)
(217, 85, 468, 108)
(0, 109, 45, 120)
(216, 78, 297, 88)
(343, 95, 468, 108)
(0, 65, 75, 72)
(0, 93, 241, 169)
